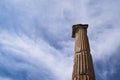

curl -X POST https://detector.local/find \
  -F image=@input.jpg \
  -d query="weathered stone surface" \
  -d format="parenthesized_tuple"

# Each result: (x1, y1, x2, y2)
(72, 24, 95, 80)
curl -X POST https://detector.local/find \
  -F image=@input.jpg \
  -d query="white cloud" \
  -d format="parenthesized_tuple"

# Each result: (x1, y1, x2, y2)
(0, 77, 12, 80)
(90, 27, 120, 61)
(0, 31, 73, 80)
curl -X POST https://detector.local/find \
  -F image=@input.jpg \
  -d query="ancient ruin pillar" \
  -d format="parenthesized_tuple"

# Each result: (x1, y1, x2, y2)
(72, 24, 95, 80)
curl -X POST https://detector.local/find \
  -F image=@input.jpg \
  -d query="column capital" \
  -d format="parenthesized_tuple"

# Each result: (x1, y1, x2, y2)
(72, 24, 88, 38)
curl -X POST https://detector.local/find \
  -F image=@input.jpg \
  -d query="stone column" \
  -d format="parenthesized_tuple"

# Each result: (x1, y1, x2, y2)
(72, 24, 95, 80)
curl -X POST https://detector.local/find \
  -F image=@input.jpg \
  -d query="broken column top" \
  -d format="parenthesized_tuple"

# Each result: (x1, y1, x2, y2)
(72, 24, 88, 38)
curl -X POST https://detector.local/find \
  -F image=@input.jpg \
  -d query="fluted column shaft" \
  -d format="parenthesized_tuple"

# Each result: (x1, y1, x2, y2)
(72, 24, 95, 80)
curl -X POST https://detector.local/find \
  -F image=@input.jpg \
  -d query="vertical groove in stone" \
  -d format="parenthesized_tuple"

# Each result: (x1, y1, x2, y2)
(76, 55, 78, 74)
(81, 30, 84, 51)
(81, 52, 83, 74)
(85, 53, 88, 73)
(75, 55, 77, 75)
(78, 55, 80, 74)
(79, 54, 80, 74)
(82, 30, 85, 50)
(80, 53, 82, 74)
(83, 52, 85, 73)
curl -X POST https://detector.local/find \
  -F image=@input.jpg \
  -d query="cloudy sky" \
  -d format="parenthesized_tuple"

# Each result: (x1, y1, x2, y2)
(0, 0, 120, 80)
